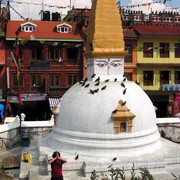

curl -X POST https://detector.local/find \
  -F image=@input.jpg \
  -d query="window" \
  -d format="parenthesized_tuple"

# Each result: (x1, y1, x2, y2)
(160, 43, 169, 58)
(143, 42, 153, 58)
(67, 75, 78, 86)
(175, 43, 180, 58)
(48, 48, 60, 60)
(12, 75, 24, 87)
(143, 71, 153, 86)
(57, 25, 72, 33)
(67, 48, 78, 63)
(160, 71, 170, 85)
(31, 48, 43, 60)
(124, 73, 132, 81)
(50, 75, 60, 87)
(124, 44, 133, 63)
(21, 25, 36, 32)
(31, 75, 42, 87)
(175, 71, 180, 84)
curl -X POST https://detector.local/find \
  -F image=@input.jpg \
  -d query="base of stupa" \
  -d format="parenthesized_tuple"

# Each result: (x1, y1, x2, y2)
(47, 126, 162, 157)
(38, 135, 180, 179)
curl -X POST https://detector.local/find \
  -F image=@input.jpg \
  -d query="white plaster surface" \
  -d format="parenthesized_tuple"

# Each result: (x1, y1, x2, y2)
(157, 117, 180, 124)
(48, 80, 161, 157)
(0, 119, 20, 133)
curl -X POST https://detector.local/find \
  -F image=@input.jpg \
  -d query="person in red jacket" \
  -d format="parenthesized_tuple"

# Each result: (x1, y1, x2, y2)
(48, 151, 67, 180)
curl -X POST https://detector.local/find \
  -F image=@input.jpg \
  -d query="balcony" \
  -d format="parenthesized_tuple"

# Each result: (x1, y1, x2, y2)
(30, 60, 50, 70)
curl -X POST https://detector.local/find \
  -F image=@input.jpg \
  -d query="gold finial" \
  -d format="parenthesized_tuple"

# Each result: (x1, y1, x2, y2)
(84, 0, 127, 59)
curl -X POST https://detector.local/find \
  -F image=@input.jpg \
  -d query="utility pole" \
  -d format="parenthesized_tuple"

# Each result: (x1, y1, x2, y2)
(0, 0, 2, 16)
(42, 0, 44, 11)
(70, 0, 71, 10)
(7, 0, 11, 20)
(14, 29, 22, 140)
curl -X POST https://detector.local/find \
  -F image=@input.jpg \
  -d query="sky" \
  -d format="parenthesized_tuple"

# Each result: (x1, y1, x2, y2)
(1, 0, 180, 20)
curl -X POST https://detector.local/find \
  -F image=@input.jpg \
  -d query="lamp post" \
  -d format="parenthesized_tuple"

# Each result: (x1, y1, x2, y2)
(14, 30, 23, 141)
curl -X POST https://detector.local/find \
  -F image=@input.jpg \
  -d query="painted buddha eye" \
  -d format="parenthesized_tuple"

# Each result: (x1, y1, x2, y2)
(110, 62, 121, 67)
(97, 63, 108, 68)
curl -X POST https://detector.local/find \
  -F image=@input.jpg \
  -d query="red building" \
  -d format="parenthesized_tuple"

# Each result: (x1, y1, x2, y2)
(5, 20, 84, 120)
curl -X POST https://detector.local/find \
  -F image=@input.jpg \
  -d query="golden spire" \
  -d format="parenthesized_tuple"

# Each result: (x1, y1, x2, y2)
(84, 0, 127, 59)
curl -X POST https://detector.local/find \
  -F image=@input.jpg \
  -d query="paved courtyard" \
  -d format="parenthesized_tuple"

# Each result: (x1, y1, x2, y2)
(0, 136, 180, 180)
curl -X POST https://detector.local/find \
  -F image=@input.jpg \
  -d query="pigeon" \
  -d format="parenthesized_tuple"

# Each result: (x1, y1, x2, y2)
(75, 154, 79, 160)
(112, 157, 117, 161)
(104, 79, 110, 83)
(90, 89, 94, 94)
(121, 101, 126, 106)
(95, 77, 100, 82)
(123, 88, 127, 94)
(85, 83, 90, 88)
(84, 77, 88, 82)
(123, 77, 127, 82)
(101, 85, 107, 90)
(81, 81, 86, 86)
(95, 81, 100, 86)
(91, 74, 96, 78)
(121, 82, 125, 88)
(112, 109, 118, 114)
(114, 78, 117, 82)
(94, 88, 99, 93)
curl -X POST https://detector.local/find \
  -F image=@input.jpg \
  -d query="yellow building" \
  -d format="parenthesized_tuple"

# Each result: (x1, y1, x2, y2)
(134, 24, 180, 117)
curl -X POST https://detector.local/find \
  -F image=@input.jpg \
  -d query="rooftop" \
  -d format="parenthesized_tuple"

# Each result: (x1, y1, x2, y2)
(6, 20, 83, 41)
(134, 24, 180, 36)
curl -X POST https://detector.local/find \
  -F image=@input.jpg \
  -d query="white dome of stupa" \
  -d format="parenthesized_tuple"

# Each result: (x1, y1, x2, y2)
(48, 78, 161, 157)
(48, 0, 161, 157)
(55, 80, 156, 135)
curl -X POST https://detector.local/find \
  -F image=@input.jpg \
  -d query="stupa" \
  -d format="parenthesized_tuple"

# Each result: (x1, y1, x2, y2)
(35, 0, 180, 179)
(47, 0, 162, 157)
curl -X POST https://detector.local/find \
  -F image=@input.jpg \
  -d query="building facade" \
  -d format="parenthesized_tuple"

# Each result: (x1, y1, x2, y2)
(134, 24, 180, 117)
(1, 7, 180, 119)
(5, 20, 84, 120)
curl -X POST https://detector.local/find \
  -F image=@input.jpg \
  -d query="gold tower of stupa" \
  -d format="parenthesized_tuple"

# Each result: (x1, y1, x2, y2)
(85, 0, 127, 59)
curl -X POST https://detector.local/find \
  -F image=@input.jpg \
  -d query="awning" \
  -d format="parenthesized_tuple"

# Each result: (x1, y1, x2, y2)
(48, 98, 61, 110)
(8, 93, 47, 103)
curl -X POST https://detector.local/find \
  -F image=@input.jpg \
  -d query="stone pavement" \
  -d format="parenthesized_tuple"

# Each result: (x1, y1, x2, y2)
(0, 136, 180, 180)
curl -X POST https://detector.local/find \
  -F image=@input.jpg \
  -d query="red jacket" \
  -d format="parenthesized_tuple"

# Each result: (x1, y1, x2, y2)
(51, 158, 65, 177)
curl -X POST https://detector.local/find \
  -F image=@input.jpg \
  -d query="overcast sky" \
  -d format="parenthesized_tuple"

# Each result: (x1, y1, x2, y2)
(1, 0, 180, 20)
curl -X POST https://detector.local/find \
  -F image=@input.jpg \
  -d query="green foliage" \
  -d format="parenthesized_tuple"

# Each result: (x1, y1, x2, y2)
(171, 172, 180, 180)
(90, 170, 99, 180)
(90, 164, 180, 180)
(90, 164, 153, 180)
(139, 167, 154, 180)
(0, 161, 6, 174)
(131, 163, 140, 180)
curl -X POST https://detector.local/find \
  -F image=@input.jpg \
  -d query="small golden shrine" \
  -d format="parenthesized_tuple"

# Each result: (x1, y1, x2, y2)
(112, 100, 135, 134)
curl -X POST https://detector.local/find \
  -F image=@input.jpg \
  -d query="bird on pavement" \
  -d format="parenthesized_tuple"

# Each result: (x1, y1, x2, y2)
(75, 154, 79, 160)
